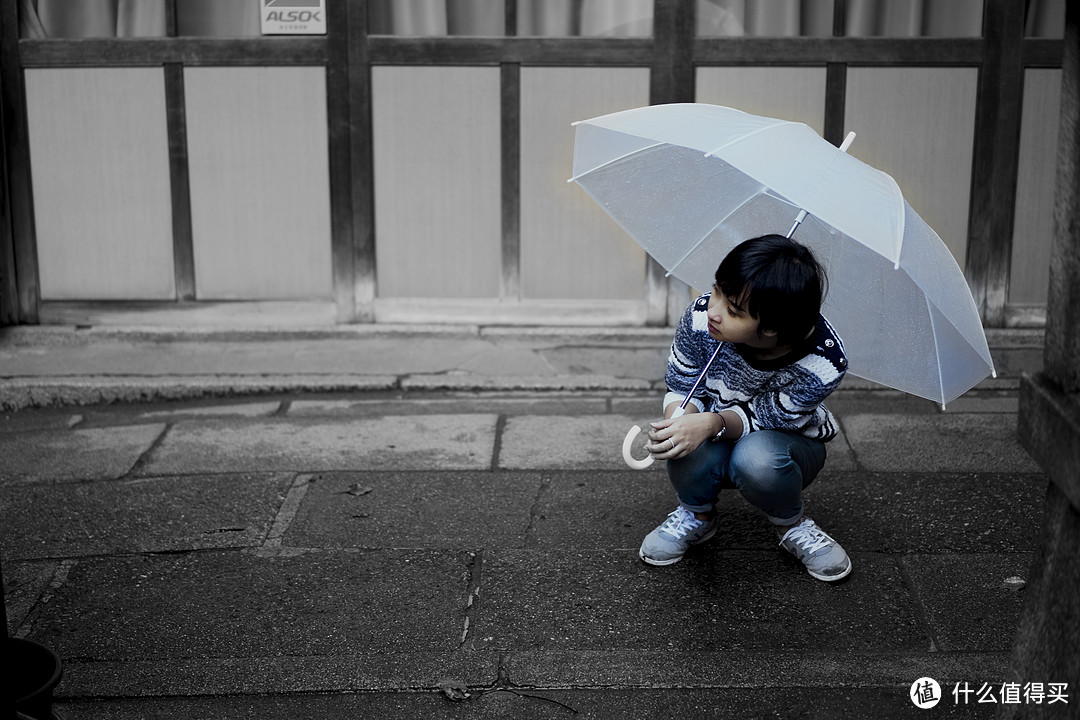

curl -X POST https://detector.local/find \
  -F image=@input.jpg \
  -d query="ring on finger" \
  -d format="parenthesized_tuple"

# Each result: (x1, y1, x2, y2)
(667, 439, 676, 450)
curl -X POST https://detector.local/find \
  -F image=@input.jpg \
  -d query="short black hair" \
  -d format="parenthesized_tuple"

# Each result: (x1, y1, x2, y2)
(714, 234, 827, 346)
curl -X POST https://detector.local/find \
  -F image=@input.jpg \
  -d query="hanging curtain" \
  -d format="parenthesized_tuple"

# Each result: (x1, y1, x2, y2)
(922, 0, 982, 37)
(19, 0, 46, 38)
(697, 1, 834, 38)
(1025, 0, 1065, 38)
(371, 0, 447, 35)
(36, 0, 118, 37)
(517, 0, 575, 36)
(447, 0, 503, 35)
(176, 0, 260, 37)
(847, 0, 983, 37)
(697, 0, 746, 36)
(117, 0, 167, 37)
(580, 0, 652, 37)
(23, 0, 168, 37)
(746, 0, 801, 36)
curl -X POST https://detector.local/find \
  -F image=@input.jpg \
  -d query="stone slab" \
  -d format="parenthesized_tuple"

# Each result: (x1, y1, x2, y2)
(943, 396, 1021, 414)
(0, 407, 82, 433)
(499, 414, 857, 471)
(470, 550, 927, 653)
(499, 415, 655, 470)
(504, 649, 1010, 691)
(799, 472, 1046, 554)
(286, 396, 608, 418)
(522, 470, 1045, 555)
(56, 652, 500, 698)
(840, 413, 1041, 473)
(401, 375, 652, 392)
(3, 559, 58, 635)
(524, 471, 678, 551)
(52, 686, 1005, 719)
(284, 471, 545, 550)
(138, 415, 498, 475)
(0, 375, 400, 411)
(0, 337, 497, 377)
(27, 549, 472, 663)
(901, 553, 1037, 653)
(538, 345, 668, 382)
(0, 473, 293, 561)
(0, 424, 165, 483)
(128, 401, 283, 420)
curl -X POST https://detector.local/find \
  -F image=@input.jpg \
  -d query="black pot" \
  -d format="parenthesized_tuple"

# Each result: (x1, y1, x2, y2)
(2, 637, 63, 720)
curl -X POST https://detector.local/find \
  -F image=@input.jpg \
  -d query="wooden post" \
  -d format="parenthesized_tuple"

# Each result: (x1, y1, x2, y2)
(1004, 2, 1080, 717)
(650, 0, 695, 326)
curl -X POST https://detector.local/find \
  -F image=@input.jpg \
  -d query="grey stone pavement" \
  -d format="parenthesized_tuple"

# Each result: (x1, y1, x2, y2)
(0, 324, 1067, 718)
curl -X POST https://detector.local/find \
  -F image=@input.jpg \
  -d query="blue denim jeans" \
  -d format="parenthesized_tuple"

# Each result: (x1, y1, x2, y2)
(667, 430, 827, 527)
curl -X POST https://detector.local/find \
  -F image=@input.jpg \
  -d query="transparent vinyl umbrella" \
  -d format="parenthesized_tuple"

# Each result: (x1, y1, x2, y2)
(571, 103, 994, 404)
(568, 103, 996, 468)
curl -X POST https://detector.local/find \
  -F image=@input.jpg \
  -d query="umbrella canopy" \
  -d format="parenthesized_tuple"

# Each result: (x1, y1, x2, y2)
(570, 103, 995, 406)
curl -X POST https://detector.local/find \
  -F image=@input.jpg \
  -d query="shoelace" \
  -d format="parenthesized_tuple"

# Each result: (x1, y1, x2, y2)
(779, 520, 831, 554)
(660, 507, 703, 539)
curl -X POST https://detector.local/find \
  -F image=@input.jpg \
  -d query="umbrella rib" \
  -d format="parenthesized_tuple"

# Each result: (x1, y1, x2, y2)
(567, 141, 667, 183)
(664, 187, 767, 279)
(924, 293, 947, 409)
(702, 122, 789, 158)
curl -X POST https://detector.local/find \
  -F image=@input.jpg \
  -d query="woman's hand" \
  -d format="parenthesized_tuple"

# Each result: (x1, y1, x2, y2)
(645, 412, 723, 460)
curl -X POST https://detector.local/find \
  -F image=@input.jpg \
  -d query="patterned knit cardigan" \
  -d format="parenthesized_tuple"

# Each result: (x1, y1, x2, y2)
(664, 293, 847, 442)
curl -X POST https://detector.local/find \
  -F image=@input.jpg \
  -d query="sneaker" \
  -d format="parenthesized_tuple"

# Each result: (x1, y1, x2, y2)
(777, 517, 852, 582)
(639, 506, 718, 566)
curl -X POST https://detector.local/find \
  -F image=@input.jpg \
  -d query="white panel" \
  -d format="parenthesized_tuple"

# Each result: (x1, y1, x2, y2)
(372, 66, 502, 298)
(25, 68, 175, 300)
(845, 67, 978, 268)
(185, 67, 332, 300)
(695, 66, 827, 135)
(1010, 69, 1062, 305)
(520, 67, 650, 300)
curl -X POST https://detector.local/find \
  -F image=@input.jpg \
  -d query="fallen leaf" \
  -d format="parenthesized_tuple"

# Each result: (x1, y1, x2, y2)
(338, 484, 373, 497)
(439, 679, 471, 702)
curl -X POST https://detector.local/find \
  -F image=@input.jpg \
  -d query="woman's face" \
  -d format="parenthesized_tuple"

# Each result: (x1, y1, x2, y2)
(706, 285, 773, 347)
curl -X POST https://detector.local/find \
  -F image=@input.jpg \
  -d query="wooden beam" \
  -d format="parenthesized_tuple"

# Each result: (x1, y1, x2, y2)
(348, 0, 376, 321)
(367, 36, 654, 66)
(500, 61, 521, 301)
(326, 0, 355, 322)
(1041, 0, 1080, 388)
(0, 0, 38, 322)
(164, 64, 195, 301)
(0, 85, 16, 324)
(694, 37, 984, 66)
(823, 0, 847, 147)
(1023, 38, 1066, 67)
(19, 37, 327, 66)
(965, 0, 1026, 327)
(650, 0, 695, 326)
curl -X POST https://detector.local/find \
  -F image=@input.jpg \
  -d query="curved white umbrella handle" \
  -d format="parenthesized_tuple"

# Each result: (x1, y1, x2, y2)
(621, 406, 686, 470)
(622, 425, 654, 470)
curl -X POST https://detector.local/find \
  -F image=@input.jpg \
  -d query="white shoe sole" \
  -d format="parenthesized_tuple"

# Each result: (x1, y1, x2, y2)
(807, 562, 853, 582)
(638, 527, 717, 566)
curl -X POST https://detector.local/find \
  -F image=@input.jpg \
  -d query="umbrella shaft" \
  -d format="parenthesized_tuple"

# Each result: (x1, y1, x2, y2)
(786, 209, 808, 239)
(681, 343, 724, 411)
